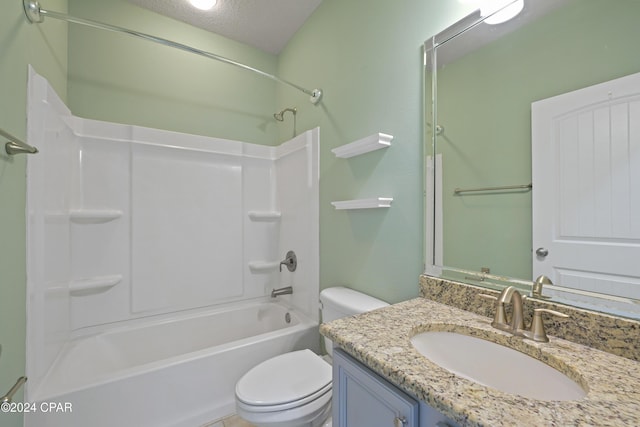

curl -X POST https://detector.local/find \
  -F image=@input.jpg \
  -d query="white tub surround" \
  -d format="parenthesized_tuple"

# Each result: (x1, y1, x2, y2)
(25, 68, 319, 426)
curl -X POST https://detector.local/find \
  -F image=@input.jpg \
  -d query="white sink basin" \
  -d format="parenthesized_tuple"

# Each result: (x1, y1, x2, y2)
(410, 331, 587, 401)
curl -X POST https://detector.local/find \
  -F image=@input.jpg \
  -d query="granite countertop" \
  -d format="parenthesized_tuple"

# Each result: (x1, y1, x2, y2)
(320, 298, 640, 426)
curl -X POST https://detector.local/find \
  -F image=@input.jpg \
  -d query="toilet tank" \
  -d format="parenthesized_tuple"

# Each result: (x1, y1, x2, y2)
(319, 286, 388, 357)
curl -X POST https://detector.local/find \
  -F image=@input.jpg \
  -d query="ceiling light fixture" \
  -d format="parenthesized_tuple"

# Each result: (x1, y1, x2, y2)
(189, 0, 217, 11)
(482, 0, 524, 25)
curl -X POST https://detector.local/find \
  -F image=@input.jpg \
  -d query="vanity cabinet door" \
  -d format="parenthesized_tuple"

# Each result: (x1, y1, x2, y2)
(333, 348, 419, 427)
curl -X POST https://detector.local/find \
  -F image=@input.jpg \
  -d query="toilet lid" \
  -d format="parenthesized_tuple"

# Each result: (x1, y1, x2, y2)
(236, 349, 332, 407)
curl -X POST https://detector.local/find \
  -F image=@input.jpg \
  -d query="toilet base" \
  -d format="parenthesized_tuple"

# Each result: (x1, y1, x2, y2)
(238, 400, 331, 427)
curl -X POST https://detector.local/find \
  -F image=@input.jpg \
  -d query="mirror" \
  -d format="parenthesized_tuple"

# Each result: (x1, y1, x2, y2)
(424, 0, 640, 319)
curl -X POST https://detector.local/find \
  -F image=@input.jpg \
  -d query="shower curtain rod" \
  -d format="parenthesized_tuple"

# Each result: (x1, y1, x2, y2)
(22, 0, 323, 105)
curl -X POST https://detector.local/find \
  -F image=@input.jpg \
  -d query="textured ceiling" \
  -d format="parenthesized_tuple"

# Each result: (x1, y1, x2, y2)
(125, 0, 323, 54)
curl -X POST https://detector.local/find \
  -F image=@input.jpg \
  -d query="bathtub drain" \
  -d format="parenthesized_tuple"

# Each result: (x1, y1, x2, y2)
(285, 312, 291, 324)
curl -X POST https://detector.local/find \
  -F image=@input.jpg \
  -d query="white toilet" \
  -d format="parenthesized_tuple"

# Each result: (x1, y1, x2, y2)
(235, 286, 389, 427)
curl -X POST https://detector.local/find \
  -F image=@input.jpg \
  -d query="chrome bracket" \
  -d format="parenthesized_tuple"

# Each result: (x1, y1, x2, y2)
(5, 141, 38, 155)
(310, 89, 323, 105)
(23, 0, 44, 23)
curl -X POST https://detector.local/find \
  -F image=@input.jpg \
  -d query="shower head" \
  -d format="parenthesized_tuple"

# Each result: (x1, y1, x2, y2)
(273, 107, 297, 122)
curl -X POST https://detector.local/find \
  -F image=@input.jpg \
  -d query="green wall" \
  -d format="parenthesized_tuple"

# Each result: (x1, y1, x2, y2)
(67, 0, 280, 145)
(0, 2, 67, 426)
(275, 0, 472, 303)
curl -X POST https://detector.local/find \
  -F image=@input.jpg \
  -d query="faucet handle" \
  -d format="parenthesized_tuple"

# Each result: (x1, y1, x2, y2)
(279, 250, 297, 272)
(479, 294, 507, 327)
(525, 308, 569, 342)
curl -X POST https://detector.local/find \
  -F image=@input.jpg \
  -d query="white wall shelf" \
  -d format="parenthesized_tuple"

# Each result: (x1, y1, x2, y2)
(69, 275, 122, 297)
(331, 132, 393, 158)
(247, 211, 282, 222)
(70, 209, 123, 224)
(331, 197, 393, 210)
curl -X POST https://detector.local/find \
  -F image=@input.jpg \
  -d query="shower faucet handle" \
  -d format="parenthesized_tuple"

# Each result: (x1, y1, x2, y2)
(279, 251, 297, 272)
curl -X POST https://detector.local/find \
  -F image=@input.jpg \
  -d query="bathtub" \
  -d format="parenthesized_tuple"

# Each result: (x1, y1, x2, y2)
(25, 300, 319, 427)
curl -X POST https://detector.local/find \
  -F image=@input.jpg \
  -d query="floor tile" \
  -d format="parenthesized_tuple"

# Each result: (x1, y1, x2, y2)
(222, 414, 256, 427)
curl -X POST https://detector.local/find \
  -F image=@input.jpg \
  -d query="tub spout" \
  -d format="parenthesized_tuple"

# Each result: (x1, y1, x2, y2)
(271, 286, 293, 298)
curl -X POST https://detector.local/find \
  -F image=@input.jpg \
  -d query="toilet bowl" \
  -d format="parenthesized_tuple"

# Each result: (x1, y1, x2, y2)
(235, 349, 332, 427)
(234, 287, 388, 427)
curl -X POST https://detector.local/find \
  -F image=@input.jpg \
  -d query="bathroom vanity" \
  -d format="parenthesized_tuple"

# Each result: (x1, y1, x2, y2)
(333, 348, 458, 427)
(321, 278, 640, 427)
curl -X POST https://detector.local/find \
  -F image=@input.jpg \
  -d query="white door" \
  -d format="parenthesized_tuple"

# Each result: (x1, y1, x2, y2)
(532, 72, 640, 315)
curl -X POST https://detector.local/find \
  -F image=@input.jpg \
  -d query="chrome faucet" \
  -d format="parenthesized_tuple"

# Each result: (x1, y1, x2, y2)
(481, 286, 570, 342)
(532, 275, 552, 299)
(498, 286, 525, 332)
(481, 286, 525, 333)
(271, 286, 293, 298)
